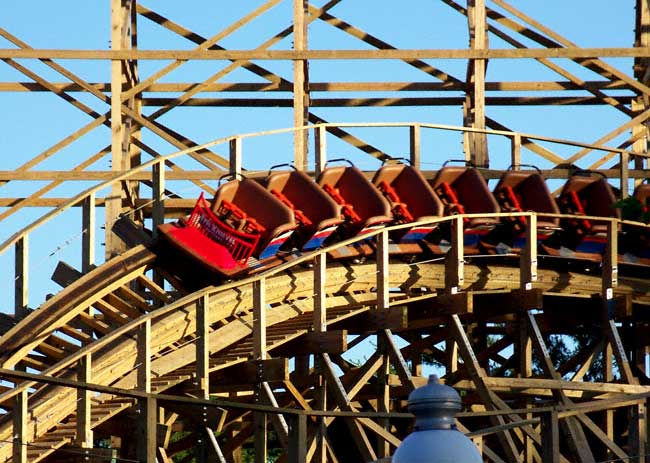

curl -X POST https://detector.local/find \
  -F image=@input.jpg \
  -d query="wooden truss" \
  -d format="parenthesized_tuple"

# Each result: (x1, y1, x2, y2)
(2, 2, 650, 462)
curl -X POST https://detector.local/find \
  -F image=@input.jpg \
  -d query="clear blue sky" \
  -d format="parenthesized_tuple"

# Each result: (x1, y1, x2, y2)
(0, 0, 638, 309)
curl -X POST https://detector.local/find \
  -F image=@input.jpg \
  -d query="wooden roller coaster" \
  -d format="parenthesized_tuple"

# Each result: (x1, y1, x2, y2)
(4, 1, 650, 462)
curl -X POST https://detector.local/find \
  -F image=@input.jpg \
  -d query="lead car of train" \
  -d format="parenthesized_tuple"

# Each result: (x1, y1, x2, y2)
(156, 159, 650, 282)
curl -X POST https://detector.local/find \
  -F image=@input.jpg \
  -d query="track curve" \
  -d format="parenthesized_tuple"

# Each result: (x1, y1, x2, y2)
(1, 245, 650, 461)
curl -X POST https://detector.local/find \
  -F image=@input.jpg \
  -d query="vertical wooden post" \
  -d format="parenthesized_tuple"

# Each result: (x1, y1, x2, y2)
(229, 137, 242, 178)
(293, 0, 309, 170)
(253, 280, 267, 361)
(375, 232, 392, 457)
(253, 279, 267, 463)
(466, 0, 488, 167)
(77, 354, 93, 450)
(445, 216, 464, 293)
(13, 389, 28, 463)
(541, 410, 560, 463)
(288, 414, 307, 463)
(603, 220, 618, 297)
(376, 230, 389, 312)
(137, 318, 155, 463)
(511, 133, 522, 168)
(107, 0, 130, 259)
(15, 235, 28, 318)
(137, 395, 158, 463)
(633, 0, 650, 186)
(314, 253, 327, 333)
(313, 253, 327, 462)
(518, 316, 532, 378)
(315, 125, 327, 176)
(409, 124, 421, 169)
(520, 213, 537, 290)
(620, 151, 630, 198)
(629, 401, 647, 463)
(152, 160, 165, 239)
(197, 294, 210, 400)
(82, 193, 96, 273)
(138, 319, 151, 393)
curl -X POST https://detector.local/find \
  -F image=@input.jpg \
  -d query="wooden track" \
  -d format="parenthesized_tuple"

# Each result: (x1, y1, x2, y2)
(1, 243, 650, 462)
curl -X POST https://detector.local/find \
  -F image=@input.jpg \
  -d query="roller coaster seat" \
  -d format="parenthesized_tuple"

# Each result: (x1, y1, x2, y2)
(265, 170, 342, 232)
(211, 178, 296, 254)
(372, 164, 443, 222)
(317, 165, 393, 233)
(493, 170, 560, 229)
(429, 166, 500, 227)
(558, 176, 620, 234)
(633, 183, 650, 208)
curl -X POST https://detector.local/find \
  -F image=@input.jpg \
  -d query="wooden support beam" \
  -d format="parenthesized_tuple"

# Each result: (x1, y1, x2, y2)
(210, 359, 288, 389)
(541, 410, 560, 463)
(450, 314, 523, 462)
(254, 404, 267, 463)
(602, 220, 618, 295)
(197, 294, 210, 400)
(107, 0, 129, 260)
(288, 414, 308, 463)
(261, 382, 289, 448)
(321, 354, 378, 462)
(445, 216, 464, 292)
(510, 133, 521, 168)
(13, 389, 27, 463)
(253, 279, 267, 361)
(526, 311, 596, 462)
(314, 252, 327, 333)
(151, 160, 165, 240)
(315, 126, 327, 175)
(293, 0, 309, 170)
(82, 193, 96, 273)
(138, 318, 151, 393)
(76, 354, 93, 449)
(137, 395, 158, 463)
(628, 401, 647, 463)
(520, 214, 537, 289)
(14, 235, 28, 318)
(229, 137, 242, 178)
(409, 124, 421, 169)
(466, 0, 489, 167)
(376, 230, 389, 312)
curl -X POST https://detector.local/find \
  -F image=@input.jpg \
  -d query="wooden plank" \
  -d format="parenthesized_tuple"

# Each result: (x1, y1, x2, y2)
(0, 79, 637, 93)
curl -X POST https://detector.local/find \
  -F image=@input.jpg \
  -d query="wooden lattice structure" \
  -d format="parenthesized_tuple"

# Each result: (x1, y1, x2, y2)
(3, 1, 650, 462)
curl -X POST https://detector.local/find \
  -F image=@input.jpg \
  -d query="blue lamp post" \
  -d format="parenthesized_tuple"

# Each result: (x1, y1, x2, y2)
(392, 375, 482, 463)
